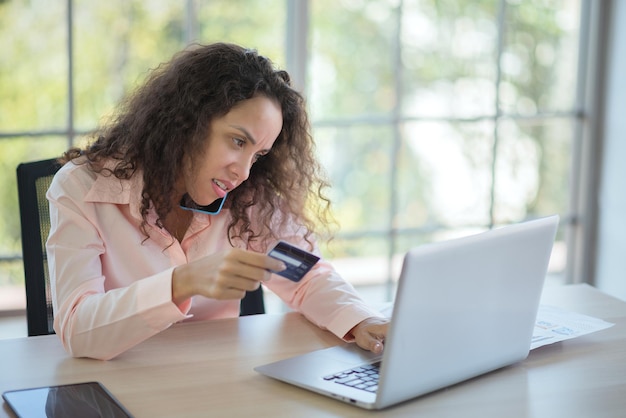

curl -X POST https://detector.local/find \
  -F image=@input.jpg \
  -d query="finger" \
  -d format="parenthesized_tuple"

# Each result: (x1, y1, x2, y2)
(214, 272, 262, 293)
(230, 263, 273, 283)
(352, 321, 388, 354)
(262, 255, 287, 273)
(371, 339, 384, 354)
(232, 277, 263, 292)
(210, 278, 262, 300)
(236, 250, 286, 272)
(214, 287, 247, 301)
(360, 333, 384, 354)
(354, 334, 383, 354)
(368, 325, 388, 341)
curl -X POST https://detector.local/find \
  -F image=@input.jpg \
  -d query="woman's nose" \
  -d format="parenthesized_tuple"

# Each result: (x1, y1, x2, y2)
(231, 156, 253, 181)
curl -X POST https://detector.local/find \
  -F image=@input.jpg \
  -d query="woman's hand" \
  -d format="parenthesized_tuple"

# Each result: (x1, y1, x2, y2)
(349, 317, 390, 354)
(171, 248, 286, 304)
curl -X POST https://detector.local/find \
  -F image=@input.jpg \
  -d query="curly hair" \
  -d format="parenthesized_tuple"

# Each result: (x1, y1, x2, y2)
(61, 42, 333, 250)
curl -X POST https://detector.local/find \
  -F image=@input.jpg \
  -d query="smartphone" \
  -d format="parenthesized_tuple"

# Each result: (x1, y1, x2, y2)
(267, 241, 320, 282)
(179, 193, 226, 215)
(2, 381, 133, 418)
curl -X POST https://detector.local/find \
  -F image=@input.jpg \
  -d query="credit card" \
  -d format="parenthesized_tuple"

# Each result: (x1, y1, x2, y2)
(268, 241, 320, 282)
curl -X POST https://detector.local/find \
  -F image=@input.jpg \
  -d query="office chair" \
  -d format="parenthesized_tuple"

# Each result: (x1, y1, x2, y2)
(17, 158, 264, 336)
(240, 287, 265, 316)
(17, 158, 61, 336)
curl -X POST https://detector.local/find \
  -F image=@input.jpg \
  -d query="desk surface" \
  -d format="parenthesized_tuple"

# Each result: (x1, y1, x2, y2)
(2, 284, 626, 418)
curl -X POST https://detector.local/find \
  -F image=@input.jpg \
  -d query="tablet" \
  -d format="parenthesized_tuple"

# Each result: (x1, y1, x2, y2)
(2, 381, 133, 418)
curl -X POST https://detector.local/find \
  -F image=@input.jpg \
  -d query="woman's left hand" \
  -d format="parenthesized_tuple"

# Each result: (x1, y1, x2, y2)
(349, 317, 390, 354)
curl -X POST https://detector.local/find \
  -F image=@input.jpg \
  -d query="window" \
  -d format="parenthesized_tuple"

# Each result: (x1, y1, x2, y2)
(309, 0, 584, 304)
(0, 0, 591, 312)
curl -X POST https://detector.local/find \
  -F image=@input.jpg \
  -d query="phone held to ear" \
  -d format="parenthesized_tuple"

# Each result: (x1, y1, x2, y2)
(179, 193, 227, 215)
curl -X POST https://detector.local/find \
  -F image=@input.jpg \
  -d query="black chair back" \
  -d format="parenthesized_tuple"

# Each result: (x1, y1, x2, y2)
(17, 158, 61, 336)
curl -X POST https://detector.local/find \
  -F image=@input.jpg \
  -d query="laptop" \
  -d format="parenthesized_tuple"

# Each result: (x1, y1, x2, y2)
(254, 215, 559, 410)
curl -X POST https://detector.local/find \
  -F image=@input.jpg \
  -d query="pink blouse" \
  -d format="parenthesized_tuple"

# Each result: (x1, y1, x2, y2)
(46, 160, 382, 360)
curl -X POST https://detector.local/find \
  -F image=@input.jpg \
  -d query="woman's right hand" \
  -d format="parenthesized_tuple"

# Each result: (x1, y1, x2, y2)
(171, 248, 286, 304)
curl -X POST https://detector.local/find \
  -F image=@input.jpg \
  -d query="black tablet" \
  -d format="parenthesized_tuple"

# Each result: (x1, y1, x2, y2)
(2, 381, 133, 418)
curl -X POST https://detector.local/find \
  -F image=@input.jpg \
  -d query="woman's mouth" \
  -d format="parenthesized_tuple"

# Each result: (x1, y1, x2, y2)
(212, 179, 229, 198)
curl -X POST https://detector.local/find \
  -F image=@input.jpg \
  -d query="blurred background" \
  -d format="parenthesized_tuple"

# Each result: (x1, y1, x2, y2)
(1, 0, 624, 325)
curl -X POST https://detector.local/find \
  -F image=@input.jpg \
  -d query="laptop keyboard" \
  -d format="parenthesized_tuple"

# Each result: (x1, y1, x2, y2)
(323, 361, 381, 393)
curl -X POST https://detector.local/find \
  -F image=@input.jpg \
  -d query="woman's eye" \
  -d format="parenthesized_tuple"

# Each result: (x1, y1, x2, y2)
(233, 137, 245, 147)
(253, 151, 269, 163)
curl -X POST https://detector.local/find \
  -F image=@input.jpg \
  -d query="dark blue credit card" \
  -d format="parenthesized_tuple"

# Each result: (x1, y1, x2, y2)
(268, 241, 320, 282)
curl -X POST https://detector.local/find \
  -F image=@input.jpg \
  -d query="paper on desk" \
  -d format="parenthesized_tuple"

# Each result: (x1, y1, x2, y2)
(531, 305, 614, 350)
(377, 302, 614, 350)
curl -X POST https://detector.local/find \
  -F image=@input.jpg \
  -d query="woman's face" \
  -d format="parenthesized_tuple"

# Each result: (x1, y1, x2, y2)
(183, 95, 283, 206)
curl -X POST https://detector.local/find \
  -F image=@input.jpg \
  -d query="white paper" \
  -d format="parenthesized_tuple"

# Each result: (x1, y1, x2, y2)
(377, 302, 614, 350)
(531, 305, 615, 350)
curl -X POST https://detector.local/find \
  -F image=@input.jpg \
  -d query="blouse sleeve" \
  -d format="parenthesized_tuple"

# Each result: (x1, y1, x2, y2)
(46, 165, 189, 360)
(259, 229, 385, 342)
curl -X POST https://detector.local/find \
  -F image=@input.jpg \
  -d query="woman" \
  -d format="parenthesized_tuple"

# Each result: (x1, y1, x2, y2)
(47, 42, 388, 360)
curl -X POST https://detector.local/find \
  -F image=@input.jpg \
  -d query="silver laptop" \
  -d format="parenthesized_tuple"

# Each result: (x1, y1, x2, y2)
(255, 215, 559, 410)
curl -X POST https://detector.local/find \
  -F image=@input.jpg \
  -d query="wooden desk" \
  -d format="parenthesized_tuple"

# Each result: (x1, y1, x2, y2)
(2, 284, 625, 417)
